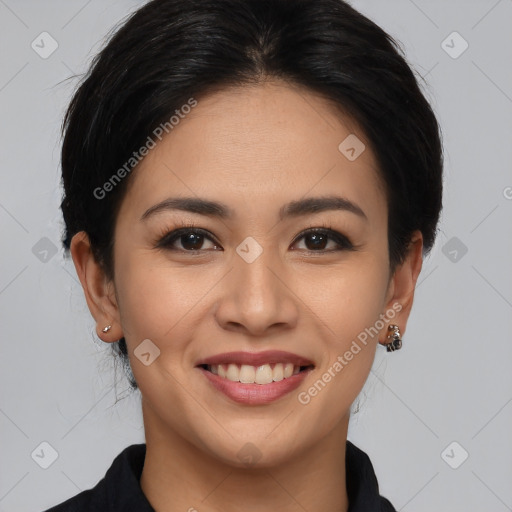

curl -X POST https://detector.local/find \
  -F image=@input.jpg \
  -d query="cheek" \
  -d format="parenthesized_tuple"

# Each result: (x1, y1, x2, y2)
(113, 251, 232, 376)
(294, 313, 386, 445)
(114, 255, 197, 342)
(112, 256, 201, 404)
(293, 255, 389, 341)
(291, 255, 389, 416)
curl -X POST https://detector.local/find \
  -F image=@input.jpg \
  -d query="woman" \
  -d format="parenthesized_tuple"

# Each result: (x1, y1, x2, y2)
(45, 0, 443, 510)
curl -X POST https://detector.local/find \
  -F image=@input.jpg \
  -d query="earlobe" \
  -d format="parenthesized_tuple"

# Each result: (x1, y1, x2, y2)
(380, 230, 424, 344)
(69, 231, 123, 343)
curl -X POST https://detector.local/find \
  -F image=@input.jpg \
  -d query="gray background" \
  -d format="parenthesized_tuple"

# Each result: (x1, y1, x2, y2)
(1, 1, 511, 511)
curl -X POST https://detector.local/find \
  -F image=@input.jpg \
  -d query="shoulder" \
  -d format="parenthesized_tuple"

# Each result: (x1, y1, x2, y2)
(41, 488, 97, 512)
(41, 444, 151, 512)
(346, 440, 397, 512)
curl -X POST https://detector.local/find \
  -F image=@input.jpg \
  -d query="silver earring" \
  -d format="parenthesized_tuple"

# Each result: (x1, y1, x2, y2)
(102, 325, 112, 333)
(383, 324, 402, 352)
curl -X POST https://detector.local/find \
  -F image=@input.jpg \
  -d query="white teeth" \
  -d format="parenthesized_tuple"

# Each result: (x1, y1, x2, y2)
(255, 364, 273, 384)
(207, 362, 305, 384)
(239, 364, 256, 383)
(227, 363, 240, 381)
(273, 363, 284, 382)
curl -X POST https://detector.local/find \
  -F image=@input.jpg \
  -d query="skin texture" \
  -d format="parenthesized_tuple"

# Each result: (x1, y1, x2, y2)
(71, 80, 423, 512)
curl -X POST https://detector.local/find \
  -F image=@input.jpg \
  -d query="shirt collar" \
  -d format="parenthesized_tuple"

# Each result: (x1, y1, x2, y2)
(95, 441, 396, 511)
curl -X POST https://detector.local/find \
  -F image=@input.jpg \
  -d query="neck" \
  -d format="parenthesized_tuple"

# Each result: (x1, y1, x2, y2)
(139, 402, 350, 512)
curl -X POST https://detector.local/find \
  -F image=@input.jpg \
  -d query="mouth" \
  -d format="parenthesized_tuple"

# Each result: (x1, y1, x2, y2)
(197, 362, 315, 385)
(194, 350, 315, 404)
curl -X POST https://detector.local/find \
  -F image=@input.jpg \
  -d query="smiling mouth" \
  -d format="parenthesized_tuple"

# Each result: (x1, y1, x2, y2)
(198, 363, 314, 385)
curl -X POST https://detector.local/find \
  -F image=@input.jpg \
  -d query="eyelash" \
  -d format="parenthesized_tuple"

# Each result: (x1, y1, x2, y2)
(154, 221, 355, 254)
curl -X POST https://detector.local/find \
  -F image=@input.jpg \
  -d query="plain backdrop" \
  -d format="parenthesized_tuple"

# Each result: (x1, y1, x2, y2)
(1, 1, 511, 511)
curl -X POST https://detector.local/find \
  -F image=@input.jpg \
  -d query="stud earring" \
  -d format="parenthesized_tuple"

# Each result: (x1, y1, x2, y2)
(383, 324, 402, 352)
(102, 325, 112, 333)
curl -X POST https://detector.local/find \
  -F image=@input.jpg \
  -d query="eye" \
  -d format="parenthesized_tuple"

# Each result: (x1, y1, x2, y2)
(155, 227, 221, 252)
(291, 227, 354, 252)
(154, 224, 355, 253)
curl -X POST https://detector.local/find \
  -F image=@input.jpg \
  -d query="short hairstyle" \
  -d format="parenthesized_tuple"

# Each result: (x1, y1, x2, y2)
(60, 0, 443, 390)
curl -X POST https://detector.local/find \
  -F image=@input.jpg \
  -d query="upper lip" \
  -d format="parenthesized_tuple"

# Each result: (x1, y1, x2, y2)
(196, 350, 314, 368)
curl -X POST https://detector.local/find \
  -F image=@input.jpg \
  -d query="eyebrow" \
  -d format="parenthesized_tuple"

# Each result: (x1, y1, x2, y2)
(140, 195, 367, 222)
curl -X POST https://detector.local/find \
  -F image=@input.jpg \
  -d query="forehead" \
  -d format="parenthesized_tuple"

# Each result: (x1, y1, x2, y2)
(120, 81, 386, 221)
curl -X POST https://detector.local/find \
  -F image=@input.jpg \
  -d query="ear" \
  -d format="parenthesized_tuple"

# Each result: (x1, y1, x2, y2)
(379, 230, 424, 343)
(70, 231, 123, 343)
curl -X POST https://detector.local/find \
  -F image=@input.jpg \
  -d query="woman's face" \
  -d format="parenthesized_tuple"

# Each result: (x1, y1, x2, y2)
(84, 81, 420, 466)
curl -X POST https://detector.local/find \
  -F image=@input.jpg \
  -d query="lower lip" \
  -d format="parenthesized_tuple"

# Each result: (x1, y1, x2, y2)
(197, 366, 313, 405)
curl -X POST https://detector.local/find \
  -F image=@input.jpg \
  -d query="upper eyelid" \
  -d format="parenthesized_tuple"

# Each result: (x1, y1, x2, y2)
(156, 227, 220, 247)
(294, 227, 354, 249)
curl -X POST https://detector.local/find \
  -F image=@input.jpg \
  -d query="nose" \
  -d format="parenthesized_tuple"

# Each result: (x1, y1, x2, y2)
(214, 247, 299, 337)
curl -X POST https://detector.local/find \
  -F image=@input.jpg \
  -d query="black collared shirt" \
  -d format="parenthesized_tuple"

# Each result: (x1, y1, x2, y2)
(43, 441, 396, 511)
